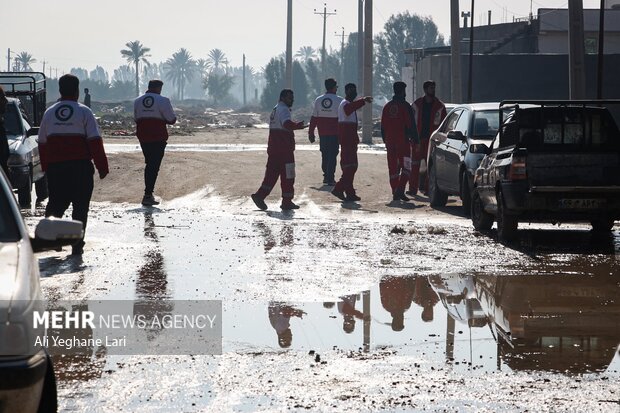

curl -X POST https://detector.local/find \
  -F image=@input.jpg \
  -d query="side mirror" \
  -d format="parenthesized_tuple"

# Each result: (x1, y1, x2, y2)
(447, 130, 466, 142)
(27, 127, 39, 137)
(30, 218, 84, 253)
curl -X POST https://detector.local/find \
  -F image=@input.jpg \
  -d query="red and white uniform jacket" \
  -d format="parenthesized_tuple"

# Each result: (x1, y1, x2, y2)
(381, 97, 419, 148)
(134, 92, 177, 143)
(309, 93, 343, 137)
(337, 98, 366, 144)
(412, 96, 447, 141)
(268, 102, 303, 154)
(38, 99, 108, 173)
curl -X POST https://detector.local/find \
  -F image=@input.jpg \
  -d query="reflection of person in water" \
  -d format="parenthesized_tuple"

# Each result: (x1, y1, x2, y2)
(380, 276, 414, 331)
(412, 276, 439, 322)
(338, 294, 364, 333)
(268, 303, 305, 348)
(134, 211, 172, 341)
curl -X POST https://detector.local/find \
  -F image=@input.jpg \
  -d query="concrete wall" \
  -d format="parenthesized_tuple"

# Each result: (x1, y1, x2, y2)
(412, 53, 620, 103)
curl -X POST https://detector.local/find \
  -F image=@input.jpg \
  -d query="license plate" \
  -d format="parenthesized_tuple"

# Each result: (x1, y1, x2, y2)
(558, 198, 604, 209)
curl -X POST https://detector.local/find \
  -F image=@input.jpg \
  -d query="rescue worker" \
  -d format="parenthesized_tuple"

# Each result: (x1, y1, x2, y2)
(0, 86, 9, 176)
(134, 80, 177, 206)
(251, 89, 305, 211)
(331, 83, 372, 202)
(38, 74, 109, 255)
(409, 80, 447, 196)
(308, 78, 343, 185)
(381, 81, 419, 202)
(380, 275, 415, 332)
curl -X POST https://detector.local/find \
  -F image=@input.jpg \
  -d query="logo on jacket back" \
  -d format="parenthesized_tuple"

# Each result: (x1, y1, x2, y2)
(54, 105, 74, 122)
(143, 96, 155, 108)
(388, 104, 399, 117)
(321, 98, 333, 109)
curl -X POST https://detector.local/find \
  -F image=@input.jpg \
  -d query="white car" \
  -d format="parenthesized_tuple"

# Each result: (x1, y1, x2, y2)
(0, 168, 83, 413)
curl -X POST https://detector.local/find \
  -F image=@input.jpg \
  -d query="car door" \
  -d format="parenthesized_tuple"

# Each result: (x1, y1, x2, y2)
(434, 109, 462, 190)
(442, 109, 470, 193)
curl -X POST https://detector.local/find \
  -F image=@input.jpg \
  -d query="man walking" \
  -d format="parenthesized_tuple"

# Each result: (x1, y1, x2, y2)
(331, 83, 372, 202)
(38, 74, 109, 255)
(381, 82, 418, 202)
(409, 80, 446, 196)
(134, 80, 177, 206)
(308, 78, 342, 185)
(251, 89, 305, 211)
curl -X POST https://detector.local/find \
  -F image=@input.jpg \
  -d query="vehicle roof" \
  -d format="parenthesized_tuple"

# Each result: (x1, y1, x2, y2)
(451, 102, 501, 111)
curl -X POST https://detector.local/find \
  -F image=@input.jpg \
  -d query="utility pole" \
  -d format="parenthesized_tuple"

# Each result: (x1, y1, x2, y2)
(488, 10, 492, 25)
(285, 0, 293, 89)
(568, 0, 586, 99)
(314, 3, 337, 79)
(597, 0, 605, 99)
(451, 0, 463, 104)
(461, 11, 471, 28)
(42, 60, 47, 74)
(358, 0, 364, 94)
(7, 48, 10, 71)
(242, 54, 247, 105)
(336, 27, 346, 85)
(467, 0, 475, 103)
(361, 0, 373, 144)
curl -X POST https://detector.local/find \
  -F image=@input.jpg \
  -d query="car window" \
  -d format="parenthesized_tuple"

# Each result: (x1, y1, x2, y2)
(441, 109, 462, 133)
(454, 109, 470, 135)
(473, 110, 500, 139)
(2, 103, 22, 136)
(0, 185, 21, 242)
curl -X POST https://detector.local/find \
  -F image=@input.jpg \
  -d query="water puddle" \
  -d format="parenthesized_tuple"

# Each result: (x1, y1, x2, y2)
(103, 143, 387, 154)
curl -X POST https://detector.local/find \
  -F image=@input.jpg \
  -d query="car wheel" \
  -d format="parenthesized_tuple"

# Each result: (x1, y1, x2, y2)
(461, 172, 472, 217)
(591, 218, 615, 232)
(38, 353, 58, 413)
(497, 190, 518, 241)
(471, 188, 493, 231)
(428, 161, 448, 207)
(18, 172, 32, 208)
(35, 174, 49, 202)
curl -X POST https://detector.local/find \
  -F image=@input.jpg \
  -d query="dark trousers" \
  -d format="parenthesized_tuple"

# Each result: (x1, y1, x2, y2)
(319, 135, 339, 183)
(140, 141, 167, 196)
(45, 160, 94, 242)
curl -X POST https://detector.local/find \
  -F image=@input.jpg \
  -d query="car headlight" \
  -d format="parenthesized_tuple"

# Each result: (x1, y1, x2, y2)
(7, 153, 28, 167)
(469, 144, 488, 154)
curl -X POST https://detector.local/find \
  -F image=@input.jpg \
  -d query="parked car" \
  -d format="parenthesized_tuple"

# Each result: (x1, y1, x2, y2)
(427, 103, 500, 213)
(1, 72, 48, 208)
(471, 100, 620, 241)
(0, 168, 83, 413)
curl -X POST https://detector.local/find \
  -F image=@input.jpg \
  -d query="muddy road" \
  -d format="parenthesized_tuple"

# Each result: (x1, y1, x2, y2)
(28, 130, 620, 412)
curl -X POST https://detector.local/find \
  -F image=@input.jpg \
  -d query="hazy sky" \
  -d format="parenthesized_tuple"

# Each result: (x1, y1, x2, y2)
(1, 0, 603, 76)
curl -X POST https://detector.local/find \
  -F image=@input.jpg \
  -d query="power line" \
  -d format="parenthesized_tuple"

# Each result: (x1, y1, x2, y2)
(314, 3, 337, 79)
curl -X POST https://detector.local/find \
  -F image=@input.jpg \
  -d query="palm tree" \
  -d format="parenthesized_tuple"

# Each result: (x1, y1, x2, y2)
(203, 72, 234, 107)
(164, 48, 196, 100)
(206, 49, 229, 74)
(15, 52, 37, 71)
(295, 46, 317, 64)
(120, 40, 151, 97)
(196, 58, 209, 79)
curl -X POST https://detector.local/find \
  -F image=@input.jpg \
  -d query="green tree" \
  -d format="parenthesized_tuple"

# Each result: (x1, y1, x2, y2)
(292, 61, 309, 106)
(15, 52, 36, 71)
(120, 40, 151, 97)
(261, 57, 285, 110)
(295, 46, 317, 64)
(374, 12, 445, 97)
(164, 48, 197, 100)
(203, 72, 234, 106)
(304, 58, 322, 98)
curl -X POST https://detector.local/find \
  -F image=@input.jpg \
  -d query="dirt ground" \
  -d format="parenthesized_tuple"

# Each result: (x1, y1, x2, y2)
(95, 129, 448, 214)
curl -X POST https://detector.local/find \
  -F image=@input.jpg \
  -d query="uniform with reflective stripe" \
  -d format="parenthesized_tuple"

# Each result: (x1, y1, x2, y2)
(334, 99, 366, 196)
(134, 92, 177, 143)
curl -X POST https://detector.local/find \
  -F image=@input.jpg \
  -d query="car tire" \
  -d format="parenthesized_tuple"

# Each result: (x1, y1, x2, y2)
(497, 190, 518, 241)
(471, 188, 493, 231)
(18, 172, 32, 208)
(591, 218, 615, 233)
(461, 172, 472, 217)
(38, 353, 58, 413)
(35, 174, 49, 202)
(428, 161, 448, 208)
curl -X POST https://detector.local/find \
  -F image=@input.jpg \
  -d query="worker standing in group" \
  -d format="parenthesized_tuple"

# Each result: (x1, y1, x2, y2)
(381, 81, 418, 202)
(38, 74, 109, 255)
(331, 83, 372, 202)
(308, 78, 343, 186)
(409, 80, 446, 196)
(251, 89, 305, 211)
(134, 80, 177, 206)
